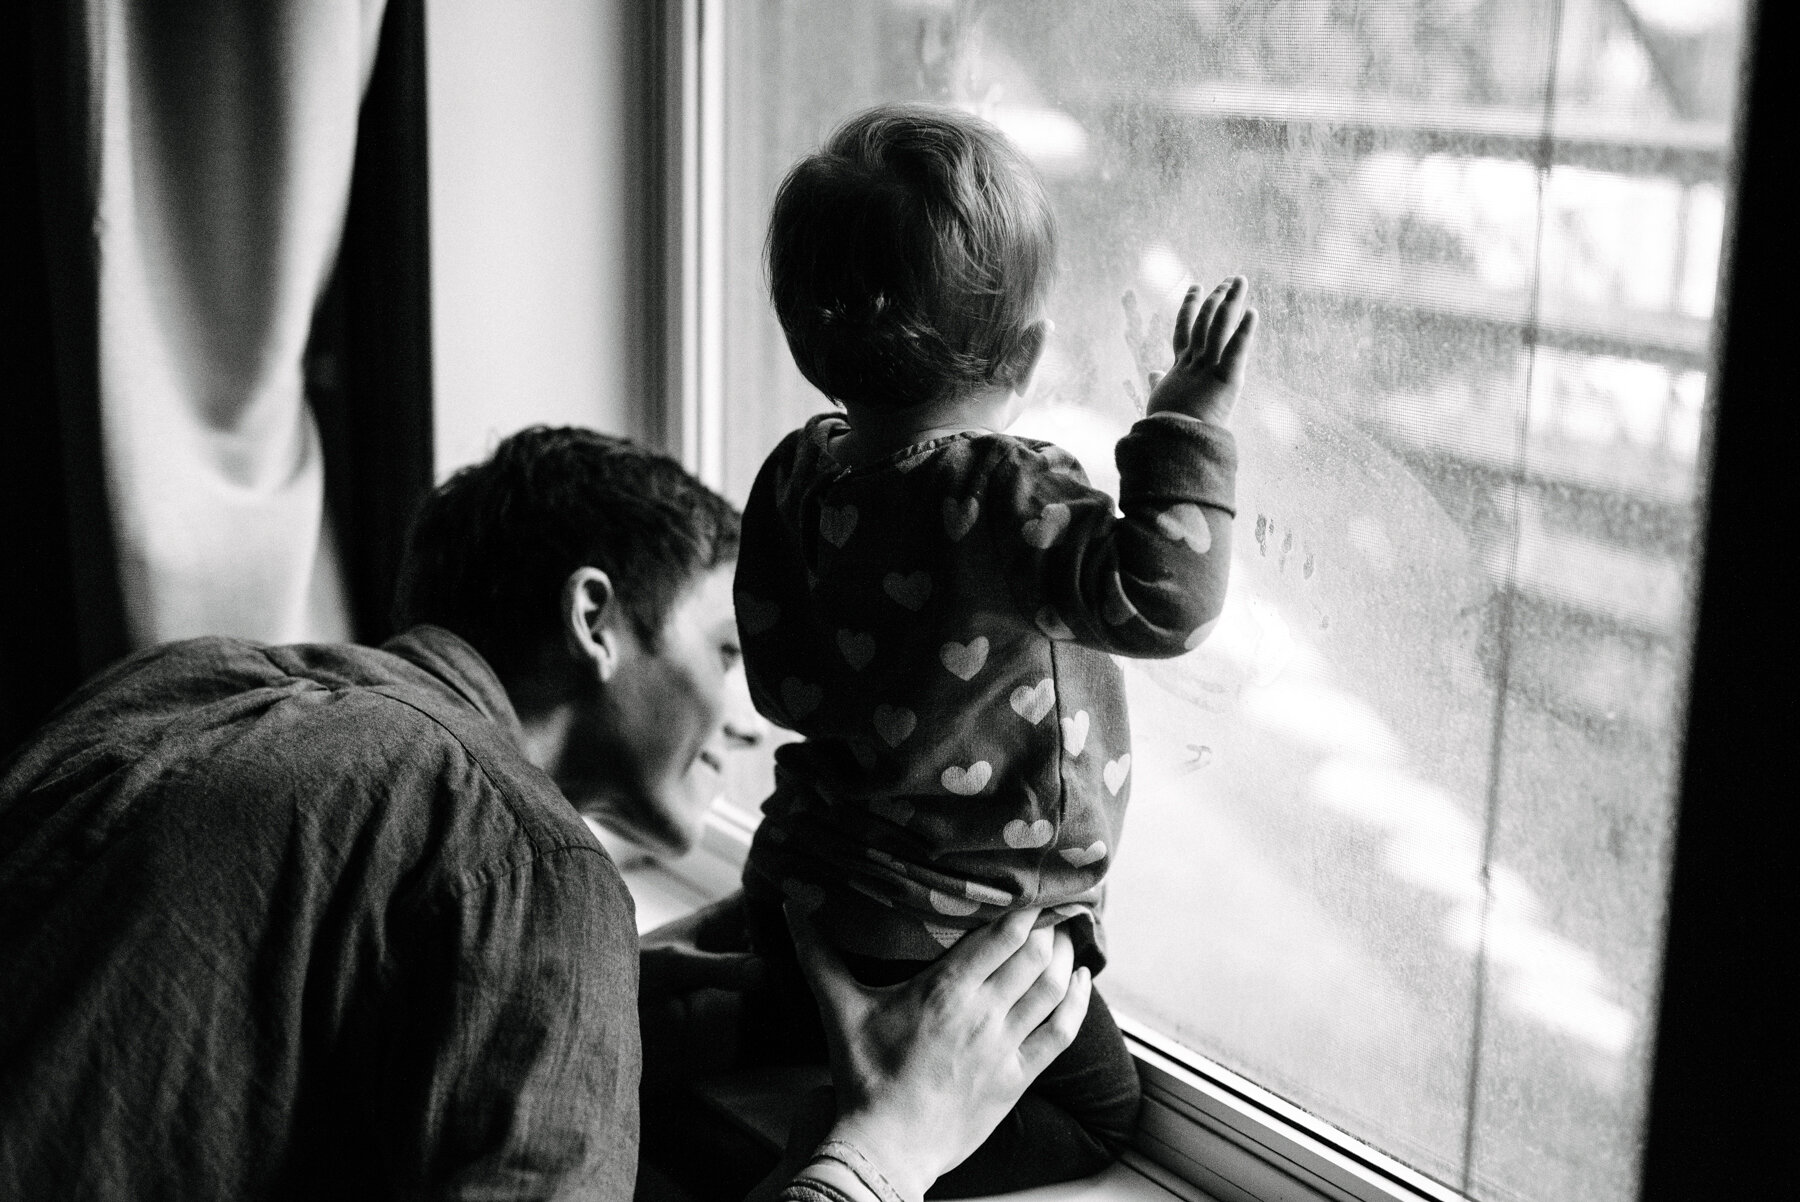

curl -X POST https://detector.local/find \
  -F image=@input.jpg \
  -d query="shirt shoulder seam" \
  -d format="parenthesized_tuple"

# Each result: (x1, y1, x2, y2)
(260, 658, 588, 869)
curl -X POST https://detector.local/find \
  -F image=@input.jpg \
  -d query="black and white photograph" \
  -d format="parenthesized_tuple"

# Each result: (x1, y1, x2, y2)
(1, 3, 1784, 1200)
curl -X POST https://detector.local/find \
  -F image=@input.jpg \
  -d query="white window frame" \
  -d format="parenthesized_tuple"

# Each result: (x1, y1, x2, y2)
(635, 3, 1768, 1199)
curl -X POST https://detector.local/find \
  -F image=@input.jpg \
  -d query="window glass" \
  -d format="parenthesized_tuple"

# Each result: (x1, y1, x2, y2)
(708, 4, 1745, 1199)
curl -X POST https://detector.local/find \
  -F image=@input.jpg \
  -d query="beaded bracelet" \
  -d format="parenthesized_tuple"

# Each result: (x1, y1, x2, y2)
(812, 1138, 910, 1202)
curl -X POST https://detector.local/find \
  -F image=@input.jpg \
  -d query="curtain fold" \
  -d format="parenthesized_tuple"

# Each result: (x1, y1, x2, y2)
(86, 0, 387, 646)
(5, 0, 430, 753)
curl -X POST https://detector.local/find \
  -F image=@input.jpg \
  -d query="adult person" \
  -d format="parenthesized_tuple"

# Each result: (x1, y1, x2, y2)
(0, 426, 1089, 1201)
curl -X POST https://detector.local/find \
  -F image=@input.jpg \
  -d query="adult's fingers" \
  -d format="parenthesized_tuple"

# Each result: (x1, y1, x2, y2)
(923, 907, 1042, 997)
(1018, 966, 1093, 1078)
(1171, 285, 1202, 354)
(1003, 925, 1075, 1038)
(785, 903, 868, 1029)
(641, 946, 764, 994)
(978, 924, 1057, 1010)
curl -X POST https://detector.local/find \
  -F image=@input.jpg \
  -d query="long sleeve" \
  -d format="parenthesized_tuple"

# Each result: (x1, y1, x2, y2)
(377, 845, 642, 1199)
(989, 413, 1237, 658)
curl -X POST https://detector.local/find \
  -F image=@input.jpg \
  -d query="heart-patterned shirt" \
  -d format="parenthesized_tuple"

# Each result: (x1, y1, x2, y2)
(737, 412, 1237, 968)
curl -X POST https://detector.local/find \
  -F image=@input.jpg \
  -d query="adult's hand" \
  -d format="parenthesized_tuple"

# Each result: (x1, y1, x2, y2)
(639, 892, 762, 1095)
(788, 906, 1091, 1202)
(640, 890, 761, 998)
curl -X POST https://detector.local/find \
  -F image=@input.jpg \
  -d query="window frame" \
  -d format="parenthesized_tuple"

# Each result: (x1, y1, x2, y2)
(639, 2, 1785, 1199)
(1634, 2, 1785, 1198)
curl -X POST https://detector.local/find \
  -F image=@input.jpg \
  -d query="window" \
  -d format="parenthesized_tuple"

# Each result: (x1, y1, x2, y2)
(681, 4, 1749, 1200)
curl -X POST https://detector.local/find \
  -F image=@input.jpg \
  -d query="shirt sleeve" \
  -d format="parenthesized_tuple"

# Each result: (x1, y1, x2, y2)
(774, 1179, 862, 1202)
(376, 844, 642, 1201)
(989, 412, 1238, 658)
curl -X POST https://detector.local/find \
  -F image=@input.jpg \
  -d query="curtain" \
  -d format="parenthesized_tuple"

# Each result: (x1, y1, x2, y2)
(4, 0, 432, 752)
(89, 0, 388, 647)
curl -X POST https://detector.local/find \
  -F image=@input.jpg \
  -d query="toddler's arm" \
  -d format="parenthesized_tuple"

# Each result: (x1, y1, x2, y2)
(990, 278, 1256, 657)
(991, 420, 1236, 660)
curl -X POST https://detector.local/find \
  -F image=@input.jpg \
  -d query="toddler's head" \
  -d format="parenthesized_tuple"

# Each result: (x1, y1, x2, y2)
(767, 104, 1056, 413)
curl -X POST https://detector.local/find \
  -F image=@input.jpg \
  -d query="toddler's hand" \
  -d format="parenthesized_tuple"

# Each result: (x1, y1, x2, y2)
(1144, 276, 1258, 427)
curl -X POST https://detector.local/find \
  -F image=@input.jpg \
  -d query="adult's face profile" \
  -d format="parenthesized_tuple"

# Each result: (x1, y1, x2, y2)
(576, 561, 741, 857)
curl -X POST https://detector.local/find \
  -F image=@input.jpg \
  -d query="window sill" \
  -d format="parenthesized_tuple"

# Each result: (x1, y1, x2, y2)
(587, 805, 751, 933)
(608, 816, 1204, 1200)
(677, 1061, 1206, 1202)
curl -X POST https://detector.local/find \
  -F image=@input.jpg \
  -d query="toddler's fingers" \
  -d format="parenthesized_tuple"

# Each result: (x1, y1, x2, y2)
(1217, 308, 1259, 383)
(1170, 285, 1202, 354)
(1188, 281, 1229, 360)
(1204, 277, 1249, 366)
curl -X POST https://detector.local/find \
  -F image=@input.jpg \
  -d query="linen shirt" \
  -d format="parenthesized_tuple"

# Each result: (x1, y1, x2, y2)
(737, 412, 1237, 966)
(0, 627, 640, 1200)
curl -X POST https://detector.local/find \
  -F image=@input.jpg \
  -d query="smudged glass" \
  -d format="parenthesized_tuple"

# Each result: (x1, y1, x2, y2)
(711, 3, 1748, 1199)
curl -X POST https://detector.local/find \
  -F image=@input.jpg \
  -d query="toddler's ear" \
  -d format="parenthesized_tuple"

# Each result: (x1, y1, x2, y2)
(1006, 318, 1052, 396)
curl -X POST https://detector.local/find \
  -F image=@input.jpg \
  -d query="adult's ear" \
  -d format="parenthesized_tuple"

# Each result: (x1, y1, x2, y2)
(1006, 317, 1051, 396)
(562, 566, 624, 682)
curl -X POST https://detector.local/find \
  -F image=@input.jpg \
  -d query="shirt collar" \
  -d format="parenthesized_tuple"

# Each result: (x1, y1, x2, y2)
(380, 625, 526, 749)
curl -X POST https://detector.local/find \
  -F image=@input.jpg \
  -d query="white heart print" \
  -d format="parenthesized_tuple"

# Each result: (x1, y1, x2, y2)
(1060, 710, 1090, 757)
(1154, 503, 1212, 552)
(872, 705, 917, 747)
(1059, 841, 1107, 868)
(939, 637, 990, 681)
(1009, 678, 1055, 724)
(819, 504, 858, 547)
(1103, 754, 1132, 796)
(1002, 818, 1053, 848)
(941, 761, 992, 795)
(1021, 503, 1071, 549)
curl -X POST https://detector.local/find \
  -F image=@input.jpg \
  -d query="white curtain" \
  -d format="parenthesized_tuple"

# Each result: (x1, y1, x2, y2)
(84, 0, 387, 647)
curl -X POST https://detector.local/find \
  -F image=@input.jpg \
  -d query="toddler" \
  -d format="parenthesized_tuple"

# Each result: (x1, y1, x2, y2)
(735, 104, 1255, 1197)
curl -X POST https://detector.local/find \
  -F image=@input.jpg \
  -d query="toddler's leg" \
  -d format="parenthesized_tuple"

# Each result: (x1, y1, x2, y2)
(926, 984, 1141, 1199)
(742, 900, 1141, 1196)
(741, 894, 831, 1065)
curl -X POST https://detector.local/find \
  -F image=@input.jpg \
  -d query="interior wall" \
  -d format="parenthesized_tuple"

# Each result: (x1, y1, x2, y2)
(426, 0, 649, 479)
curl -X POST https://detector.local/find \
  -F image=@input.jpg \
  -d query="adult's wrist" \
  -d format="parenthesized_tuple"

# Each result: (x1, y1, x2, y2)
(818, 1113, 934, 1202)
(793, 1156, 880, 1202)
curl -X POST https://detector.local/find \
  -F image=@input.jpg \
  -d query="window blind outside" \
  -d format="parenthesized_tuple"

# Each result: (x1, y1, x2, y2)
(710, 4, 1745, 1200)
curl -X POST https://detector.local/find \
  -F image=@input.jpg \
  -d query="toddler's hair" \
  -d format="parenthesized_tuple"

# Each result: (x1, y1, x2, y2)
(766, 103, 1056, 411)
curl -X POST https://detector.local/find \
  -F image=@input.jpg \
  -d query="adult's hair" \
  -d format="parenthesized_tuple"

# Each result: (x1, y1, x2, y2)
(766, 103, 1056, 411)
(393, 426, 739, 680)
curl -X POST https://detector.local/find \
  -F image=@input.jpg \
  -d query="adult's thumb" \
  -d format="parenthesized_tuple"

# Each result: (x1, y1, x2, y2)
(784, 903, 862, 1019)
